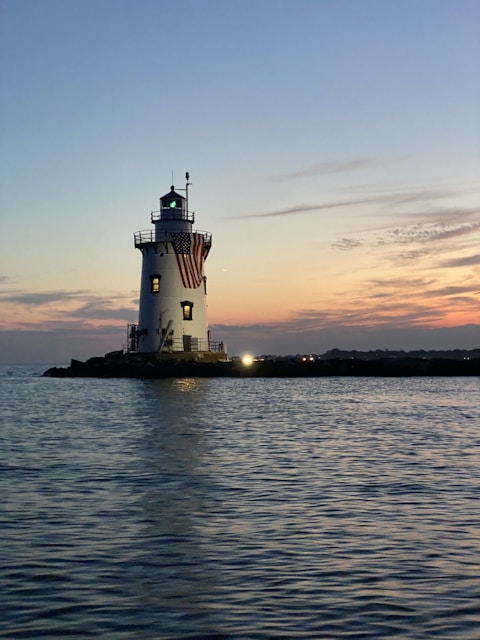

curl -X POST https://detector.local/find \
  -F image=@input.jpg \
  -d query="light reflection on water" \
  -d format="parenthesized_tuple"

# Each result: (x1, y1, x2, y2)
(1, 369, 479, 638)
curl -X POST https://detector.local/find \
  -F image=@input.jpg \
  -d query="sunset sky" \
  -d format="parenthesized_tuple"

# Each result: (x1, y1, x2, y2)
(1, 0, 479, 363)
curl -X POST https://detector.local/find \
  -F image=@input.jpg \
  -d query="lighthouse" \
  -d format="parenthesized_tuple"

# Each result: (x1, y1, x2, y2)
(130, 174, 226, 360)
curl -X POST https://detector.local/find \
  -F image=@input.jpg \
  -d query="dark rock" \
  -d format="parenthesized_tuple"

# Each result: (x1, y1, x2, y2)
(104, 350, 124, 360)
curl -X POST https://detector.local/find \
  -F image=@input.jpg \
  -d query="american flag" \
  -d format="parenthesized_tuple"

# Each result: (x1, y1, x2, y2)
(170, 232, 205, 289)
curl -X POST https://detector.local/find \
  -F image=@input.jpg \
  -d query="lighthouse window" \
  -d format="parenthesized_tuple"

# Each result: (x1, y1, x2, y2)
(150, 274, 161, 293)
(180, 300, 193, 321)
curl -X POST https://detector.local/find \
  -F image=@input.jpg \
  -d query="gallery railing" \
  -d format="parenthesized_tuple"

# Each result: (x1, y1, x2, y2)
(134, 230, 212, 250)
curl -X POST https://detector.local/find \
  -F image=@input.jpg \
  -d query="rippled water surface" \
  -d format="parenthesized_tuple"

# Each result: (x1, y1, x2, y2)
(1, 366, 480, 639)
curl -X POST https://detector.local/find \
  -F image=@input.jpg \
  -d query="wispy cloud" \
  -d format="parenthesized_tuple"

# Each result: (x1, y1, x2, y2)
(0, 289, 137, 327)
(391, 249, 431, 264)
(356, 277, 479, 323)
(72, 300, 135, 321)
(421, 285, 479, 298)
(400, 205, 479, 225)
(0, 289, 136, 310)
(374, 222, 479, 246)
(331, 238, 362, 251)
(276, 158, 382, 180)
(241, 195, 391, 219)
(367, 277, 435, 289)
(363, 278, 478, 301)
(439, 253, 480, 268)
(0, 290, 90, 305)
(330, 219, 480, 253)
(241, 189, 461, 220)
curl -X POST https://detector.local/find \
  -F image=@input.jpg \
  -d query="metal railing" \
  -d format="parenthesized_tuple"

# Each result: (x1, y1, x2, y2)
(126, 324, 225, 354)
(150, 209, 195, 223)
(134, 230, 212, 250)
(164, 338, 225, 353)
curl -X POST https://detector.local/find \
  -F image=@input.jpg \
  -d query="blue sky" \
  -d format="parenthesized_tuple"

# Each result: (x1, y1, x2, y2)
(1, 0, 479, 362)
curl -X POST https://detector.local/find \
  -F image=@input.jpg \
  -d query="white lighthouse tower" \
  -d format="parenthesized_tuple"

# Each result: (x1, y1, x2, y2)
(131, 174, 226, 360)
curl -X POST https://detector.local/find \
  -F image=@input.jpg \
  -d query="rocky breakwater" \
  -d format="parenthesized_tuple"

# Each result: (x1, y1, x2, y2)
(43, 352, 480, 378)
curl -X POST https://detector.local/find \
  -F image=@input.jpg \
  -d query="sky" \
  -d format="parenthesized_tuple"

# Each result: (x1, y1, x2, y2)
(1, 0, 479, 363)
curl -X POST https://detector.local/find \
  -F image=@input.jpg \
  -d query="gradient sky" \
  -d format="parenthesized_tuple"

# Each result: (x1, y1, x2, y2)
(1, 0, 479, 363)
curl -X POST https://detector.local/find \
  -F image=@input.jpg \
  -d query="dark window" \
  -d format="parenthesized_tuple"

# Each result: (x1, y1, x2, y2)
(180, 300, 193, 321)
(150, 274, 161, 293)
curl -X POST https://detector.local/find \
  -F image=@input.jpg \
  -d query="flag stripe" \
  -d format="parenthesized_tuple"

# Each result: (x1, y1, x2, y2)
(171, 232, 205, 288)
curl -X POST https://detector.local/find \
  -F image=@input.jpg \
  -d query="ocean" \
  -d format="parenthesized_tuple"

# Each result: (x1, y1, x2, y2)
(1, 365, 479, 639)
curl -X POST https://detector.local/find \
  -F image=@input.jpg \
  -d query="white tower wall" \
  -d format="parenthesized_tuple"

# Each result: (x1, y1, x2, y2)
(137, 241, 209, 353)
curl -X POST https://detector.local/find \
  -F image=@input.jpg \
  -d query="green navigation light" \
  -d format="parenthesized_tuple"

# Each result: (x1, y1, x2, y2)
(170, 200, 177, 208)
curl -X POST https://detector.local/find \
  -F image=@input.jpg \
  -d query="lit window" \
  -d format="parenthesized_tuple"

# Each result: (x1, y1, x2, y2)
(180, 300, 193, 321)
(150, 274, 161, 293)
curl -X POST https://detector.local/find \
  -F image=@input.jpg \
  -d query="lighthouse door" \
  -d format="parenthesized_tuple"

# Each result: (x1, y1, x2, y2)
(183, 335, 192, 352)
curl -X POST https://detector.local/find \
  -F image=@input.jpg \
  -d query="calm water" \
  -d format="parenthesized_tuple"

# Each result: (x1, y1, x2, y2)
(1, 365, 479, 639)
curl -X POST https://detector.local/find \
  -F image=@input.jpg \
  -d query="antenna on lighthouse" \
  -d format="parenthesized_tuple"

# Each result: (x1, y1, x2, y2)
(185, 171, 191, 216)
